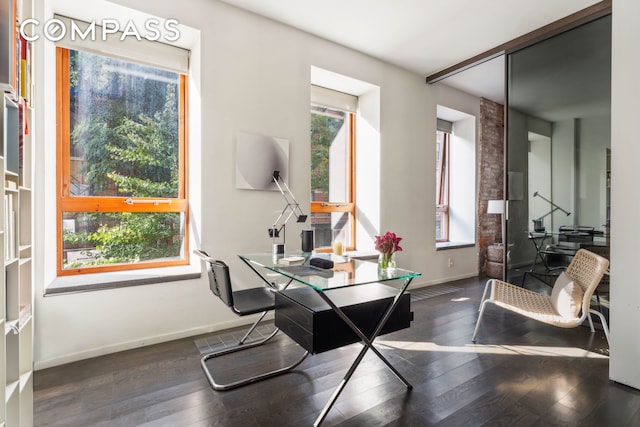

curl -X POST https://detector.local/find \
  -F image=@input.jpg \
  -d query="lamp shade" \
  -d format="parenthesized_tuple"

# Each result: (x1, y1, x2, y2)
(487, 200, 505, 215)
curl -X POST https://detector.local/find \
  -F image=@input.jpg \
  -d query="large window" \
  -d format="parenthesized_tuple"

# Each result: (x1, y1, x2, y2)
(56, 47, 188, 275)
(310, 86, 356, 251)
(436, 129, 450, 242)
(435, 108, 476, 247)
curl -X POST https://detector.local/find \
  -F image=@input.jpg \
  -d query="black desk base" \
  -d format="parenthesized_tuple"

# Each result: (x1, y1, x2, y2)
(275, 284, 412, 354)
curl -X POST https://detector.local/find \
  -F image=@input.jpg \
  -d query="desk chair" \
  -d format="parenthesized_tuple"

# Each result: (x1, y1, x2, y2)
(473, 249, 610, 345)
(194, 249, 309, 391)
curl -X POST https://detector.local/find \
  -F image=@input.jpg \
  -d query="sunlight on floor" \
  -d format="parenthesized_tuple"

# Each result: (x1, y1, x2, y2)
(375, 339, 608, 359)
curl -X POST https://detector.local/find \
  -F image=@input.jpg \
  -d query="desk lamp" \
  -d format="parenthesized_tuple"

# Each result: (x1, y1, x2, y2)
(532, 191, 570, 232)
(268, 170, 307, 253)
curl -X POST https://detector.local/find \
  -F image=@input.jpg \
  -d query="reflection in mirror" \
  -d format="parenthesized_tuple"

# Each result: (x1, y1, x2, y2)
(506, 15, 611, 279)
(528, 132, 552, 230)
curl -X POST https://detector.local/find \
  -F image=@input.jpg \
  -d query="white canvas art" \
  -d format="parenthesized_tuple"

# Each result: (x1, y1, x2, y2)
(235, 132, 289, 190)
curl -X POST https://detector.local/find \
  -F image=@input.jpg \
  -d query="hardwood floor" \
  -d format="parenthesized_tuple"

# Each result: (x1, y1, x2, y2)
(34, 277, 640, 426)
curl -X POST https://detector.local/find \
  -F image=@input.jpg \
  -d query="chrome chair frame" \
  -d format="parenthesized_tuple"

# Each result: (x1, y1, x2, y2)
(194, 249, 309, 391)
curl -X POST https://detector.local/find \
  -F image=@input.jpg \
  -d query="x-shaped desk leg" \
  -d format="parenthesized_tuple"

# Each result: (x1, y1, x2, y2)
(312, 277, 414, 426)
(528, 232, 551, 271)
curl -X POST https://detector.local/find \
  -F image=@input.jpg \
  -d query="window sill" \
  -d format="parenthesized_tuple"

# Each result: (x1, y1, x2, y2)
(436, 242, 475, 250)
(44, 264, 202, 296)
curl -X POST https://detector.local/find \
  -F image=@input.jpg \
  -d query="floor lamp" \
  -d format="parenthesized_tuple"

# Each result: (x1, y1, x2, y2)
(487, 200, 505, 246)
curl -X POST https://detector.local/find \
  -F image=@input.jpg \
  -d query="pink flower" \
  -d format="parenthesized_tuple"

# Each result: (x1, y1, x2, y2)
(374, 231, 403, 257)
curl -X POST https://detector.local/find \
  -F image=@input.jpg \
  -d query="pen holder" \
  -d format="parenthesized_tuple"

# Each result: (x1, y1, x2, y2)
(301, 229, 314, 252)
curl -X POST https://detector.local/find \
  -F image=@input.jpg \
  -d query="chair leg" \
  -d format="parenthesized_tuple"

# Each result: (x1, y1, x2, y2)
(478, 279, 493, 311)
(201, 330, 310, 391)
(472, 299, 491, 343)
(586, 311, 595, 333)
(589, 308, 611, 346)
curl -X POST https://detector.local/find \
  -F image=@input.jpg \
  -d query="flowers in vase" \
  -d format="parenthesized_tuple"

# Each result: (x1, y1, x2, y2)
(375, 231, 403, 270)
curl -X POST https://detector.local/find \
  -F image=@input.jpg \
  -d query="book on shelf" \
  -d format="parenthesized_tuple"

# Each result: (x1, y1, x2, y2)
(4, 193, 16, 261)
(279, 256, 305, 266)
(19, 99, 24, 183)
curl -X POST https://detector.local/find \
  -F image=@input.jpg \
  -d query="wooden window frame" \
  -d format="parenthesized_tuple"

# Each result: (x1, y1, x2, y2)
(310, 112, 356, 252)
(56, 47, 189, 276)
(436, 130, 450, 242)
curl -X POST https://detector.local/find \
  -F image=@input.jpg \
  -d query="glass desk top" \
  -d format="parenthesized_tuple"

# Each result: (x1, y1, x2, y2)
(239, 252, 421, 292)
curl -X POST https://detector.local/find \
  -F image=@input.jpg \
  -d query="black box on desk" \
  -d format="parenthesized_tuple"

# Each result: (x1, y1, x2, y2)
(275, 283, 411, 354)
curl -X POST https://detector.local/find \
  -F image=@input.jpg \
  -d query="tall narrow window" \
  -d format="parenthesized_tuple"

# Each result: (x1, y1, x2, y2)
(310, 86, 357, 251)
(436, 129, 450, 242)
(57, 47, 188, 275)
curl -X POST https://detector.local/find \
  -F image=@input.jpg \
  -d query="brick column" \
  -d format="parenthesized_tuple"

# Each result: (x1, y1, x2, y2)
(477, 98, 505, 276)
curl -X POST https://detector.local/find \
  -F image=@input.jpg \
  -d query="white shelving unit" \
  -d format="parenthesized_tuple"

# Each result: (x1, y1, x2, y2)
(2, 0, 35, 425)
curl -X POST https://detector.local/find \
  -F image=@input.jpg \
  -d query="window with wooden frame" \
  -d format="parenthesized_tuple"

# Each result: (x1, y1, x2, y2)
(56, 44, 189, 275)
(310, 85, 357, 251)
(436, 129, 450, 242)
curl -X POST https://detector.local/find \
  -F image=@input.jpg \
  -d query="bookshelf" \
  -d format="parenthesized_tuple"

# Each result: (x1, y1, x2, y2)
(2, 0, 34, 425)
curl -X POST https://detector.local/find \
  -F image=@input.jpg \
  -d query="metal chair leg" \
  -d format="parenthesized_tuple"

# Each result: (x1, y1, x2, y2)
(589, 308, 610, 346)
(479, 279, 492, 310)
(200, 326, 309, 391)
(472, 299, 491, 343)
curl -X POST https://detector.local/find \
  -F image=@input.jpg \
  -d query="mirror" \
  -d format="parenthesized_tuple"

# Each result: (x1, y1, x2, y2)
(506, 15, 611, 277)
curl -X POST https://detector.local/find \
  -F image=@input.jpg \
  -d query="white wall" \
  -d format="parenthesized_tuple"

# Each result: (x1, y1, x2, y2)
(431, 84, 480, 279)
(551, 119, 576, 230)
(578, 114, 610, 229)
(449, 117, 476, 243)
(610, 0, 640, 390)
(551, 115, 610, 230)
(528, 134, 552, 227)
(33, 0, 479, 368)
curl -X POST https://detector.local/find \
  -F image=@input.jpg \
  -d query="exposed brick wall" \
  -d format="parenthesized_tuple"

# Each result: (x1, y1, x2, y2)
(477, 98, 505, 275)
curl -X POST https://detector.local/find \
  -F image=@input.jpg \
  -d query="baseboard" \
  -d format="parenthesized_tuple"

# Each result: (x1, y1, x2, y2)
(410, 272, 480, 289)
(34, 314, 273, 370)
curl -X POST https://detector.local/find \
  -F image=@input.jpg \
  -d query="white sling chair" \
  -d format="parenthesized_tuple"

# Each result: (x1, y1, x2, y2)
(473, 249, 610, 345)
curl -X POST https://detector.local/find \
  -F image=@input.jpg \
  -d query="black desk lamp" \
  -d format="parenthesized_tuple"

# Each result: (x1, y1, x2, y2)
(268, 171, 307, 253)
(532, 191, 570, 232)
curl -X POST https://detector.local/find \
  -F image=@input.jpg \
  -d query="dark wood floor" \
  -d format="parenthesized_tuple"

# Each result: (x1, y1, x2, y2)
(34, 276, 640, 426)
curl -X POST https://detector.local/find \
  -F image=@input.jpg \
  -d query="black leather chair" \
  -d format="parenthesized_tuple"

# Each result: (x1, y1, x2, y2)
(194, 249, 309, 391)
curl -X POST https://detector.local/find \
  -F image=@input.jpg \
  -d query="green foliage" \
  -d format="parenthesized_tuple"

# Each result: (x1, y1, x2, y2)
(107, 86, 179, 198)
(63, 229, 89, 246)
(63, 50, 182, 269)
(310, 108, 344, 194)
(87, 212, 181, 263)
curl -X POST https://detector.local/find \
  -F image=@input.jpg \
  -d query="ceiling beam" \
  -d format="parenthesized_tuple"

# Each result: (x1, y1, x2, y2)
(426, 0, 612, 84)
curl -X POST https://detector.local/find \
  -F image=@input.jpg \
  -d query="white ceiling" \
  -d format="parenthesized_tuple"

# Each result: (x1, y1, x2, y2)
(218, 0, 601, 78)
(219, 0, 609, 118)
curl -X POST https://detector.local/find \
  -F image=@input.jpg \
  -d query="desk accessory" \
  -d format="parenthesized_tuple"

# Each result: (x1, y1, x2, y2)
(279, 256, 305, 266)
(301, 229, 314, 252)
(532, 191, 570, 232)
(268, 170, 307, 253)
(310, 257, 334, 269)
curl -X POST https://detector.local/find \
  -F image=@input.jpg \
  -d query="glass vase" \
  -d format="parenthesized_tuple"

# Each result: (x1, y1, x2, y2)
(378, 252, 397, 275)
